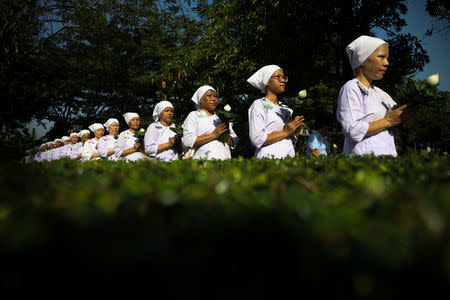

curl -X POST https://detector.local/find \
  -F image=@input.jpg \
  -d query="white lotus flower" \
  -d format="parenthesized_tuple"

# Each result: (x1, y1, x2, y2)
(224, 104, 231, 112)
(140, 128, 145, 133)
(425, 73, 439, 87)
(298, 90, 307, 98)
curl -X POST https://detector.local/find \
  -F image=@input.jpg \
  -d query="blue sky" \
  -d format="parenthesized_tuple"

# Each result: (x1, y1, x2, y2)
(29, 0, 449, 140)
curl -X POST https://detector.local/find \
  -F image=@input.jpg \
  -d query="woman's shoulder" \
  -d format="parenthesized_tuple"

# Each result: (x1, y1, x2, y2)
(249, 97, 267, 110)
(340, 78, 359, 91)
(118, 129, 131, 137)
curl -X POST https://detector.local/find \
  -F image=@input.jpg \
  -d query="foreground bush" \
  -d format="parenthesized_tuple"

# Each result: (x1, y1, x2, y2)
(0, 154, 449, 298)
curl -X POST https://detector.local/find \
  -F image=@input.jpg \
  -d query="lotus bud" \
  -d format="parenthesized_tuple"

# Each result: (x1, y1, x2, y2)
(425, 73, 439, 87)
(298, 90, 307, 98)
(224, 104, 231, 112)
(140, 128, 145, 133)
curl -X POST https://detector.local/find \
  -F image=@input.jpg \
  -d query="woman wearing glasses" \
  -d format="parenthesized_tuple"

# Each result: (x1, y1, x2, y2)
(247, 65, 305, 159)
(182, 85, 239, 160)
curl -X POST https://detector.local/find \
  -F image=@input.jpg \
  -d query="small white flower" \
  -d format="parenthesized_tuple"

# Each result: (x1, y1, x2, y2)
(140, 128, 145, 133)
(298, 90, 307, 98)
(181, 124, 184, 129)
(425, 73, 439, 87)
(224, 104, 231, 112)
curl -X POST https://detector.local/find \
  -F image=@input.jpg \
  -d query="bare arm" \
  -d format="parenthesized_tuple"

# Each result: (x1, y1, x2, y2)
(193, 123, 228, 147)
(366, 104, 418, 138)
(157, 138, 176, 154)
(120, 142, 140, 157)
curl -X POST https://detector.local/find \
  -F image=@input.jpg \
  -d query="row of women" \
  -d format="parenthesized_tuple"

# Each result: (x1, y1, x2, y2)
(24, 35, 418, 163)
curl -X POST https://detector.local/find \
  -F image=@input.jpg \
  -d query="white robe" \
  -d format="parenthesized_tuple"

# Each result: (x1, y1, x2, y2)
(98, 135, 118, 161)
(182, 109, 238, 160)
(248, 97, 295, 159)
(144, 122, 179, 162)
(82, 138, 100, 161)
(114, 129, 148, 162)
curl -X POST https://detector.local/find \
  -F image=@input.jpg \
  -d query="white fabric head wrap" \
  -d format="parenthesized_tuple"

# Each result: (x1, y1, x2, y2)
(89, 123, 104, 133)
(103, 118, 120, 131)
(346, 35, 387, 70)
(54, 139, 61, 143)
(70, 132, 78, 138)
(123, 112, 139, 125)
(61, 136, 70, 142)
(191, 86, 216, 109)
(153, 101, 174, 121)
(46, 142, 53, 147)
(78, 130, 90, 138)
(247, 65, 282, 93)
(40, 143, 46, 148)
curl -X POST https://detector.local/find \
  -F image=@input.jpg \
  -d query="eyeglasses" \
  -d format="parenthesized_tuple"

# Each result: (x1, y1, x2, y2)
(270, 75, 288, 82)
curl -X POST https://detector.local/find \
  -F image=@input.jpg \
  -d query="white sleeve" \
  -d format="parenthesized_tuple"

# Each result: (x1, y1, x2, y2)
(182, 113, 198, 149)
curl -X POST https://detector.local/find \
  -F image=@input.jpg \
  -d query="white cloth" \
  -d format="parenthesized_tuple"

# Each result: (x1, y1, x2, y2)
(89, 123, 104, 133)
(53, 139, 61, 144)
(153, 101, 174, 121)
(306, 130, 331, 157)
(346, 35, 387, 70)
(182, 110, 238, 160)
(247, 65, 282, 93)
(51, 147, 64, 160)
(70, 143, 82, 159)
(103, 118, 119, 131)
(144, 122, 179, 162)
(82, 138, 100, 161)
(70, 132, 78, 138)
(114, 129, 147, 162)
(61, 136, 70, 142)
(123, 112, 139, 125)
(248, 97, 295, 159)
(98, 135, 118, 161)
(78, 130, 90, 138)
(46, 142, 53, 148)
(59, 144, 72, 158)
(336, 79, 397, 157)
(191, 86, 215, 109)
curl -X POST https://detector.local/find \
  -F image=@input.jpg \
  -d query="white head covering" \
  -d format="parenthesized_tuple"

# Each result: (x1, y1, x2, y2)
(61, 136, 70, 142)
(153, 101, 174, 121)
(78, 129, 90, 138)
(88, 123, 104, 133)
(46, 142, 53, 147)
(70, 132, 78, 138)
(123, 112, 139, 125)
(54, 139, 61, 144)
(41, 143, 46, 148)
(191, 86, 216, 109)
(103, 118, 120, 131)
(346, 35, 387, 70)
(247, 65, 282, 93)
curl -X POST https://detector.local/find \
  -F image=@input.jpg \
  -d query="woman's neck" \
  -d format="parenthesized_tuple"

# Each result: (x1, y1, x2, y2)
(265, 90, 278, 105)
(160, 120, 170, 127)
(201, 108, 214, 116)
(129, 128, 136, 134)
(356, 73, 372, 88)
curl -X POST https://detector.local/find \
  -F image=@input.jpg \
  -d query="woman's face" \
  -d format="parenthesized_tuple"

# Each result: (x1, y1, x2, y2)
(360, 44, 389, 82)
(55, 141, 62, 147)
(108, 123, 119, 136)
(159, 107, 174, 125)
(200, 90, 218, 112)
(129, 117, 140, 130)
(266, 69, 286, 95)
(81, 133, 90, 144)
(63, 140, 69, 145)
(94, 128, 105, 139)
(70, 135, 79, 144)
(48, 144, 55, 150)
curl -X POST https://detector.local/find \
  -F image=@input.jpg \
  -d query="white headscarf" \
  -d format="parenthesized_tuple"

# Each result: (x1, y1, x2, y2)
(346, 35, 387, 70)
(103, 118, 120, 132)
(78, 130, 90, 138)
(40, 143, 46, 148)
(61, 136, 70, 142)
(153, 101, 174, 121)
(247, 65, 282, 93)
(123, 112, 139, 125)
(46, 142, 53, 147)
(70, 132, 78, 138)
(191, 85, 216, 109)
(54, 139, 61, 143)
(89, 123, 104, 133)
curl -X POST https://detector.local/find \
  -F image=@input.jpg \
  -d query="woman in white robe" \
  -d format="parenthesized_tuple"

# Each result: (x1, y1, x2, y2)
(82, 124, 104, 161)
(247, 65, 305, 159)
(144, 101, 179, 162)
(114, 113, 148, 162)
(98, 118, 120, 161)
(71, 130, 90, 159)
(51, 139, 63, 160)
(182, 86, 238, 160)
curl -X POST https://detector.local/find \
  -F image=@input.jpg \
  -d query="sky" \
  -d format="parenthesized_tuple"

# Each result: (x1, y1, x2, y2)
(28, 0, 449, 140)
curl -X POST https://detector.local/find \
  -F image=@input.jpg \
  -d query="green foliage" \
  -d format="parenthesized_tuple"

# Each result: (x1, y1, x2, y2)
(0, 154, 449, 296)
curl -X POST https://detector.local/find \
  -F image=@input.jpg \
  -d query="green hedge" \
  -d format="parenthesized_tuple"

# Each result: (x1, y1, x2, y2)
(0, 154, 449, 298)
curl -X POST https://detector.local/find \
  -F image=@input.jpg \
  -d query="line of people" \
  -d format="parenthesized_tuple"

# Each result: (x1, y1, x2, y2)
(23, 35, 418, 163)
